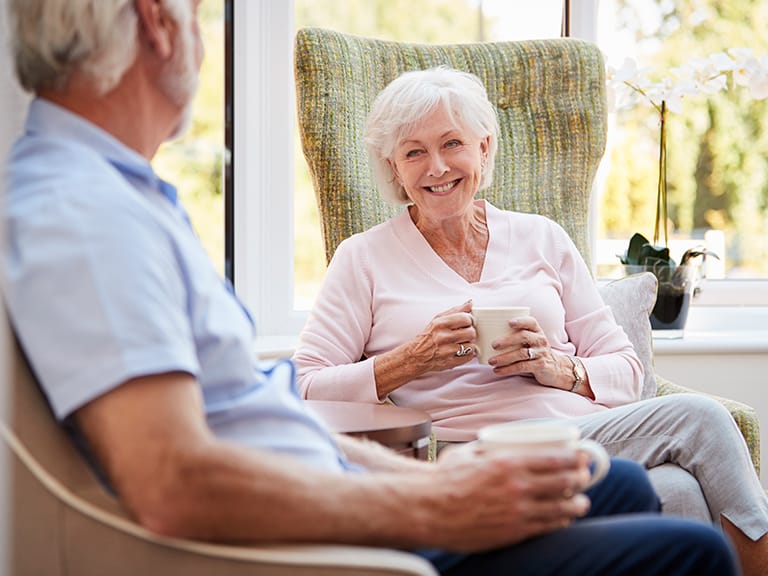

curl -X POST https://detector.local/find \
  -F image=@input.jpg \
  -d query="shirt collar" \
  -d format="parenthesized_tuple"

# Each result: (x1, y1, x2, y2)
(25, 98, 179, 206)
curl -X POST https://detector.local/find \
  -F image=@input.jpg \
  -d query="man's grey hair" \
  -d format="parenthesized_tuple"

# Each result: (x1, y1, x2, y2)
(8, 0, 189, 96)
(364, 66, 500, 205)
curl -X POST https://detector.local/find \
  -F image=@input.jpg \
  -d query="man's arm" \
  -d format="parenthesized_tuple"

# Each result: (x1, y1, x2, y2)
(333, 432, 432, 473)
(75, 373, 590, 551)
(74, 372, 406, 543)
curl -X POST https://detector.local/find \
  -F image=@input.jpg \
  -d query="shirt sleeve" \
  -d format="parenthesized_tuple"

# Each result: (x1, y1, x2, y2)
(293, 236, 382, 403)
(6, 184, 199, 420)
(551, 221, 643, 406)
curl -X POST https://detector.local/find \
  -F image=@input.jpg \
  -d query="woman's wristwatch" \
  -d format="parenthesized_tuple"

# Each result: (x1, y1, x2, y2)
(567, 355, 586, 393)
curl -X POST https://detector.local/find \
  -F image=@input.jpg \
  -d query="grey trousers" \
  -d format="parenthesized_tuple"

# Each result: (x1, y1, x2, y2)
(572, 393, 768, 541)
(436, 393, 768, 540)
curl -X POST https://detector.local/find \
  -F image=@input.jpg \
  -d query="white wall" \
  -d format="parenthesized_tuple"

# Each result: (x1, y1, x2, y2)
(653, 306, 768, 488)
(0, 0, 9, 562)
(0, 0, 27, 571)
(0, 0, 28, 161)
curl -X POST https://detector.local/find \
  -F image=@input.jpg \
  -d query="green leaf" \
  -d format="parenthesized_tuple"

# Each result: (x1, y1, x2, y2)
(638, 243, 673, 267)
(620, 233, 652, 265)
(619, 232, 681, 269)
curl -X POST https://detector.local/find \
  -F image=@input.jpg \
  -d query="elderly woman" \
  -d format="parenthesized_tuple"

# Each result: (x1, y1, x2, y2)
(293, 66, 768, 574)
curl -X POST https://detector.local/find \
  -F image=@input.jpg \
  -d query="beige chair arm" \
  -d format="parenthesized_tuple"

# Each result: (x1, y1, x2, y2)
(2, 419, 437, 576)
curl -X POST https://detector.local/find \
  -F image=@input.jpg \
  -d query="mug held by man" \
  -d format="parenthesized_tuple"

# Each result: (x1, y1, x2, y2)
(477, 420, 611, 489)
(472, 306, 530, 364)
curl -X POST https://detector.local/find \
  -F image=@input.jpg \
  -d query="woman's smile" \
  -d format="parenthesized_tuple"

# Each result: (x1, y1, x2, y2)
(390, 104, 488, 216)
(426, 179, 461, 194)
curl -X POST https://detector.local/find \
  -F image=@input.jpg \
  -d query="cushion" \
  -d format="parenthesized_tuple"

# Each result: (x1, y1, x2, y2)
(598, 272, 658, 399)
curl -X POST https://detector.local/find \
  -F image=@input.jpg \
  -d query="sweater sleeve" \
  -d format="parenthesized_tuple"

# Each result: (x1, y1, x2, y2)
(552, 221, 643, 406)
(293, 236, 383, 403)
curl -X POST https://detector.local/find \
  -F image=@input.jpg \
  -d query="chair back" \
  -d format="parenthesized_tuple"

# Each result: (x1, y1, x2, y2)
(4, 339, 126, 575)
(294, 27, 607, 267)
(1, 336, 438, 575)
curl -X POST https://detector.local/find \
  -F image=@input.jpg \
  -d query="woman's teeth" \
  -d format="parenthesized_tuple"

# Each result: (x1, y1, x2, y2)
(429, 180, 457, 193)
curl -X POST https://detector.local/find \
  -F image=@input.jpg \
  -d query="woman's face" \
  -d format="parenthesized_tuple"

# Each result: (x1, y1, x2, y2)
(389, 104, 489, 220)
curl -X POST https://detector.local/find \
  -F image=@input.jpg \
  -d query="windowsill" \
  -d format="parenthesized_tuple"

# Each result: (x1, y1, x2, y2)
(253, 334, 299, 360)
(256, 307, 768, 359)
(653, 306, 768, 356)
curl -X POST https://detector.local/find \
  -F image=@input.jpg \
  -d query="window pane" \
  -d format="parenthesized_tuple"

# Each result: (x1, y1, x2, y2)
(596, 0, 768, 279)
(293, 0, 564, 308)
(154, 0, 225, 275)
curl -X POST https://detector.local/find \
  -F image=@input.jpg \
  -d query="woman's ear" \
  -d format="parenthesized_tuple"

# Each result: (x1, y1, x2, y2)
(135, 0, 175, 60)
(386, 158, 402, 185)
(480, 135, 491, 156)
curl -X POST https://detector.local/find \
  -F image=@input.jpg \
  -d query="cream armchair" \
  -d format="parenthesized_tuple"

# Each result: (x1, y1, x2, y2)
(1, 338, 437, 576)
(293, 27, 760, 474)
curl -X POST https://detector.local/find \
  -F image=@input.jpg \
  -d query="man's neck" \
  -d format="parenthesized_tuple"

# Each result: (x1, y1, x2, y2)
(39, 66, 179, 162)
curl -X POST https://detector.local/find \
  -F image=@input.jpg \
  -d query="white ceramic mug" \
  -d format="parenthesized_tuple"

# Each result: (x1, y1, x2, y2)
(472, 306, 530, 364)
(477, 420, 611, 489)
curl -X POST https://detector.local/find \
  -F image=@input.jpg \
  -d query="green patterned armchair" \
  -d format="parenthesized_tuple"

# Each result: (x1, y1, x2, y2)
(293, 26, 760, 475)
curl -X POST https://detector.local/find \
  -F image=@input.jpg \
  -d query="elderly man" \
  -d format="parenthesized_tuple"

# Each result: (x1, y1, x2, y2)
(2, 1, 738, 574)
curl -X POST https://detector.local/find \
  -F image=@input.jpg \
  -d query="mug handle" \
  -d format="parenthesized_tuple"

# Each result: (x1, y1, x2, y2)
(577, 439, 611, 489)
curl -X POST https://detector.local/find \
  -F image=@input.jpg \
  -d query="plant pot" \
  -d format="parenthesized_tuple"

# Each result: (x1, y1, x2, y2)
(624, 265, 698, 336)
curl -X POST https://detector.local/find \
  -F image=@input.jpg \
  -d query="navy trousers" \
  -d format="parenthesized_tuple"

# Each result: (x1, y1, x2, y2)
(419, 458, 738, 576)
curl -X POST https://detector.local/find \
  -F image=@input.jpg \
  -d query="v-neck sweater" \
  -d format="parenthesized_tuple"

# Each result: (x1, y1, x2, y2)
(294, 201, 642, 441)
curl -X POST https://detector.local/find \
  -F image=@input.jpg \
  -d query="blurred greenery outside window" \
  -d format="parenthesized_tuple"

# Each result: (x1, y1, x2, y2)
(294, 0, 768, 310)
(292, 0, 563, 308)
(164, 0, 767, 315)
(153, 0, 225, 275)
(596, 1, 768, 281)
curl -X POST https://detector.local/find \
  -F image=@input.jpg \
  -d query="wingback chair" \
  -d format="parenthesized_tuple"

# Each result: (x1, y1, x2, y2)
(0, 337, 437, 576)
(293, 27, 760, 475)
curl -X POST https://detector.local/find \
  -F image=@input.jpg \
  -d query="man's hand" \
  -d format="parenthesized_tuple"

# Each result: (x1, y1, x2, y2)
(423, 443, 592, 551)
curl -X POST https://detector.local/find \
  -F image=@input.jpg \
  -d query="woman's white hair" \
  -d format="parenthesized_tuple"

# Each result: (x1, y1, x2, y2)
(8, 0, 189, 96)
(364, 66, 500, 205)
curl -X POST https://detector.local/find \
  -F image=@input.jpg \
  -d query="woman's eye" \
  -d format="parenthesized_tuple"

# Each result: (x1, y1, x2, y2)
(405, 149, 422, 158)
(444, 140, 461, 149)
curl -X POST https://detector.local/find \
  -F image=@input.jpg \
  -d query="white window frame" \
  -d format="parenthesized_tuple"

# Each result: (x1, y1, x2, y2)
(233, 0, 306, 342)
(234, 0, 768, 346)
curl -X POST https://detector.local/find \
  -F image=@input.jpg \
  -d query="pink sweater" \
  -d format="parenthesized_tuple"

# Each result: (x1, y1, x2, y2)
(294, 201, 642, 441)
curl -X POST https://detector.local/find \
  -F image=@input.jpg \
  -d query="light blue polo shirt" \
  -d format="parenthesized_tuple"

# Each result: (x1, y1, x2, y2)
(4, 99, 352, 474)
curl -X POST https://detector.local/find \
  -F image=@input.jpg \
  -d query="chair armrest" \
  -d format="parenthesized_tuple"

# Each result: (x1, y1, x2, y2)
(655, 374, 761, 477)
(3, 418, 438, 576)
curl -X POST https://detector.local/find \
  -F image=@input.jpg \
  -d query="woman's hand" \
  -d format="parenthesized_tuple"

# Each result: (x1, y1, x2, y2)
(373, 300, 477, 398)
(484, 316, 589, 395)
(408, 299, 478, 372)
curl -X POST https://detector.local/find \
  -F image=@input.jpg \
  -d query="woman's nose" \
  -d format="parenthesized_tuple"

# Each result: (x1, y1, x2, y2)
(427, 153, 449, 177)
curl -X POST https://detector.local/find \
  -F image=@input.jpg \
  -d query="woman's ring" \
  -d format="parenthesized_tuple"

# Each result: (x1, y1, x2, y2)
(455, 344, 472, 357)
(527, 347, 535, 361)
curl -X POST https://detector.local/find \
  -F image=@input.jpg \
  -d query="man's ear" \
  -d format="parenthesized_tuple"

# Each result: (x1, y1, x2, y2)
(134, 0, 175, 60)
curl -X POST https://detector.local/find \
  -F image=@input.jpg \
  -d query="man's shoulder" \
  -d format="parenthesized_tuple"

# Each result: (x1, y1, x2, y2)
(9, 100, 139, 195)
(9, 129, 120, 188)
(7, 133, 146, 226)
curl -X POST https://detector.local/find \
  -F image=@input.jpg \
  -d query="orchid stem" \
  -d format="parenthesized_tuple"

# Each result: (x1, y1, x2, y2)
(654, 100, 668, 247)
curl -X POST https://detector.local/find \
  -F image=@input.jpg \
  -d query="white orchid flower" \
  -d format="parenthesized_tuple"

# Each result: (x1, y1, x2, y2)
(606, 57, 651, 111)
(672, 59, 728, 95)
(710, 51, 740, 72)
(605, 49, 767, 111)
(727, 47, 755, 66)
(607, 57, 642, 83)
(722, 48, 764, 93)
(747, 56, 768, 99)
